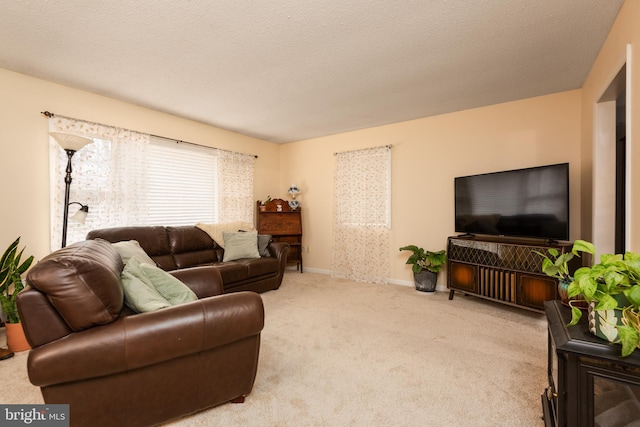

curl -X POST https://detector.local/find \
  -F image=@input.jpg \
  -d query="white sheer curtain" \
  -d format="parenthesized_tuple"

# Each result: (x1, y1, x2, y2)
(331, 146, 391, 284)
(217, 150, 255, 223)
(49, 117, 150, 250)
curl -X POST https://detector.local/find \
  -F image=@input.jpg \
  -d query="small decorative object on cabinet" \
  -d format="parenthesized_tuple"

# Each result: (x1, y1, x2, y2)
(543, 300, 640, 427)
(257, 198, 303, 272)
(287, 184, 301, 210)
(447, 235, 575, 312)
(258, 196, 272, 212)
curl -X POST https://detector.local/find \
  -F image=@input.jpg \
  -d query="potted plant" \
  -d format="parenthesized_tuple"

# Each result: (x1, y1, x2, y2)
(535, 239, 595, 307)
(0, 237, 34, 352)
(565, 248, 640, 356)
(258, 196, 272, 212)
(399, 245, 446, 293)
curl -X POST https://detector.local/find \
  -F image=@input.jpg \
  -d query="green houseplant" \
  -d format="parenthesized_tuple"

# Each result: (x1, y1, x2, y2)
(0, 237, 34, 324)
(258, 196, 272, 211)
(399, 245, 446, 292)
(537, 239, 640, 356)
(566, 248, 640, 356)
(536, 239, 595, 283)
(535, 239, 595, 306)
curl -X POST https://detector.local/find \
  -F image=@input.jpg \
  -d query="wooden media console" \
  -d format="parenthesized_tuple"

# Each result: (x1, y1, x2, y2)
(447, 235, 575, 312)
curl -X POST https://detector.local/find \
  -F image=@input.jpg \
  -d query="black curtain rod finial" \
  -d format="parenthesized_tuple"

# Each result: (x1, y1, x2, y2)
(41, 111, 55, 118)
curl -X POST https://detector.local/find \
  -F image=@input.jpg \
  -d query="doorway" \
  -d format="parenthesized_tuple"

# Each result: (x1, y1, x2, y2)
(593, 58, 629, 255)
(615, 92, 626, 253)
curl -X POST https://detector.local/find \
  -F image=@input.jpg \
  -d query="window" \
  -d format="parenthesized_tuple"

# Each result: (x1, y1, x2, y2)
(148, 137, 218, 226)
(332, 146, 391, 284)
(49, 116, 255, 250)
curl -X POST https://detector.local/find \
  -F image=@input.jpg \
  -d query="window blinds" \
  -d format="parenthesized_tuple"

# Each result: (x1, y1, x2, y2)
(147, 137, 218, 226)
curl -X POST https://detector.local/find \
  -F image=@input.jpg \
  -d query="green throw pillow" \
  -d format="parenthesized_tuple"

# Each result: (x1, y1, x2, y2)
(222, 231, 261, 262)
(121, 258, 171, 313)
(139, 262, 197, 305)
(113, 240, 156, 265)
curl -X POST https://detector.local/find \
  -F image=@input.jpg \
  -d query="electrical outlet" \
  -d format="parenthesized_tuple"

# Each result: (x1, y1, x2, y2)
(302, 245, 309, 253)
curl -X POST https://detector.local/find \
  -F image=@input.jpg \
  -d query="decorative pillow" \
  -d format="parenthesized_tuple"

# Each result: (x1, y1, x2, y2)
(196, 221, 255, 248)
(222, 231, 261, 262)
(139, 262, 197, 305)
(121, 258, 171, 313)
(258, 234, 272, 257)
(113, 240, 156, 265)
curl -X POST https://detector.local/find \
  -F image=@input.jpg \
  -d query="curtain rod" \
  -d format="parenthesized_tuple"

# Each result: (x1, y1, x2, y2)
(41, 111, 258, 158)
(334, 144, 392, 155)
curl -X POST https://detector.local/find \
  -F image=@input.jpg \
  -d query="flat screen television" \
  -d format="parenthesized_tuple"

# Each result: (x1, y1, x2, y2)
(454, 163, 569, 241)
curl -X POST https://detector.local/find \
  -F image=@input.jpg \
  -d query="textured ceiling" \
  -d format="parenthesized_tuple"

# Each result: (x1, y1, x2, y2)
(0, 1, 624, 143)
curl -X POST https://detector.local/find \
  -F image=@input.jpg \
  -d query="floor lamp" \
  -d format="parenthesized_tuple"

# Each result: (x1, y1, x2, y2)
(50, 132, 93, 248)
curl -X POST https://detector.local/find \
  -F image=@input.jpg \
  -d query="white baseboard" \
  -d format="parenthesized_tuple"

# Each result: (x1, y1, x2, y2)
(285, 267, 448, 292)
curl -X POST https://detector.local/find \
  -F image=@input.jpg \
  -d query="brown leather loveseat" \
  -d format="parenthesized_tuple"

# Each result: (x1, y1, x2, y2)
(17, 238, 265, 427)
(87, 225, 290, 294)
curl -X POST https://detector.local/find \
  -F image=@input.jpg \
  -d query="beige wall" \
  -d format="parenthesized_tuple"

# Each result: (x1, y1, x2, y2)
(580, 0, 639, 251)
(6, 1, 634, 278)
(0, 68, 281, 261)
(280, 90, 582, 283)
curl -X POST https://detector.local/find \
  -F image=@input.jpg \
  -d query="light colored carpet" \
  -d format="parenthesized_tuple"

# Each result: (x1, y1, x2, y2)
(0, 271, 547, 426)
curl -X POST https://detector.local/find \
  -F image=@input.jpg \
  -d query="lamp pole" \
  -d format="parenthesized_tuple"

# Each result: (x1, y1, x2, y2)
(49, 132, 93, 248)
(61, 149, 76, 248)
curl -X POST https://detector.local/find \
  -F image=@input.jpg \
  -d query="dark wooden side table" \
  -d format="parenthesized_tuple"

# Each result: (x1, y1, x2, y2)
(543, 300, 640, 426)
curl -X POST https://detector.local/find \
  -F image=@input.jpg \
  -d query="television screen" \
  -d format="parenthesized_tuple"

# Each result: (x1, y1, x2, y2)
(455, 163, 569, 241)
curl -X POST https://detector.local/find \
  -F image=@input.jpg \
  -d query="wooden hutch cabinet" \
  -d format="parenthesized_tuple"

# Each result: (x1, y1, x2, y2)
(544, 300, 640, 426)
(257, 198, 303, 272)
(447, 235, 576, 312)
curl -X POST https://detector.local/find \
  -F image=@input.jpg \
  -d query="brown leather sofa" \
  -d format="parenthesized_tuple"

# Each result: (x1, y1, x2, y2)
(17, 239, 265, 427)
(86, 225, 290, 294)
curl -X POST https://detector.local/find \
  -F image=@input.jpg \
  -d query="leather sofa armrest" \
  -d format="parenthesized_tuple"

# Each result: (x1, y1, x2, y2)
(268, 242, 290, 281)
(267, 241, 290, 260)
(17, 286, 73, 348)
(27, 292, 264, 387)
(170, 266, 224, 298)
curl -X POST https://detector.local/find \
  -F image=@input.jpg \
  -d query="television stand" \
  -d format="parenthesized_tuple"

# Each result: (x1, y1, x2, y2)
(447, 235, 575, 312)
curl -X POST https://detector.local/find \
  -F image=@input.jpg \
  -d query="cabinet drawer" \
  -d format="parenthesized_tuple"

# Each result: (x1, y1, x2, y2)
(274, 236, 301, 244)
(448, 261, 477, 293)
(258, 213, 302, 234)
(517, 274, 557, 310)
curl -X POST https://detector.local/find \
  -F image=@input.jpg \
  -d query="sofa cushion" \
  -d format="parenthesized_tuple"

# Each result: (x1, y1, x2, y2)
(25, 239, 124, 331)
(167, 226, 219, 268)
(113, 240, 156, 265)
(121, 259, 172, 313)
(87, 226, 177, 271)
(213, 257, 280, 286)
(212, 262, 249, 284)
(244, 257, 280, 278)
(222, 231, 261, 262)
